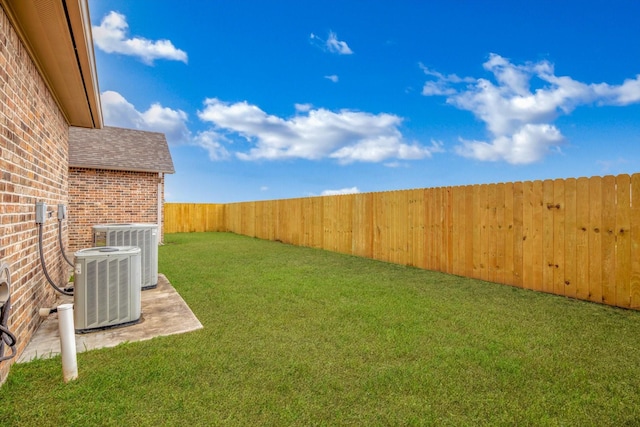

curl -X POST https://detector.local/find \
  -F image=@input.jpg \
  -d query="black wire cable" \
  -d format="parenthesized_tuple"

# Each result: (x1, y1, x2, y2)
(0, 264, 17, 362)
(58, 219, 74, 267)
(38, 223, 73, 296)
(0, 324, 17, 362)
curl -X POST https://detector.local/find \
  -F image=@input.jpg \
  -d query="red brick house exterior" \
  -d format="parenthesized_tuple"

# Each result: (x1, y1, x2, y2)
(68, 126, 175, 252)
(0, 0, 102, 383)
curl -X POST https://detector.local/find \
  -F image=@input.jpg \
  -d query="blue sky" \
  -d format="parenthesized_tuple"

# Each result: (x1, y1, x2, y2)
(88, 0, 640, 202)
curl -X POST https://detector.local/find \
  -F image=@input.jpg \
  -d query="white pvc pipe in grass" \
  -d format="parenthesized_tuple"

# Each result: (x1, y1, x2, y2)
(57, 304, 77, 382)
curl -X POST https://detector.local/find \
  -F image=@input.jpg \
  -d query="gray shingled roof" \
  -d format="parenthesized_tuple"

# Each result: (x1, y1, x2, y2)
(68, 126, 175, 174)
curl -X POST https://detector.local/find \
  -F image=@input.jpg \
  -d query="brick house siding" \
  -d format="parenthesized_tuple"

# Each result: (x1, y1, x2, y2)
(68, 168, 165, 252)
(0, 7, 71, 382)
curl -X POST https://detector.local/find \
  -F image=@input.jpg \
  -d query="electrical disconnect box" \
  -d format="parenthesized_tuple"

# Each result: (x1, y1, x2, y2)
(35, 202, 47, 224)
(57, 204, 67, 220)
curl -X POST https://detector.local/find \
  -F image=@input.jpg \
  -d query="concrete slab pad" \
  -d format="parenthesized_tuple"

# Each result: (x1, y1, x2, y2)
(18, 274, 202, 362)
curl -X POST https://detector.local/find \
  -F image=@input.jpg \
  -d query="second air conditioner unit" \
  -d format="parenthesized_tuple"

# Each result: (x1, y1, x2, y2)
(74, 246, 141, 333)
(93, 223, 158, 290)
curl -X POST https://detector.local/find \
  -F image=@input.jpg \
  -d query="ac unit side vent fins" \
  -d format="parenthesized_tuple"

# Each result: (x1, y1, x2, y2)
(74, 246, 141, 333)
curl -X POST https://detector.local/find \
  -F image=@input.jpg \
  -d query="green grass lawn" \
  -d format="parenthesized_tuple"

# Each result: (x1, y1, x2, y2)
(2, 232, 640, 426)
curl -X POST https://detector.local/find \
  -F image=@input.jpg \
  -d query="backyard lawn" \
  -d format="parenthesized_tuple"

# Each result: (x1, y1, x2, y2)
(2, 232, 640, 425)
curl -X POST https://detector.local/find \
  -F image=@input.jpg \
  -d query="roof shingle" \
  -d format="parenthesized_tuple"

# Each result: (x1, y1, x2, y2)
(68, 126, 175, 174)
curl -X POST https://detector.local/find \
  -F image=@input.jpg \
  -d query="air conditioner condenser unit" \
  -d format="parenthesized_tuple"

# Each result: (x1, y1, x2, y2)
(74, 246, 141, 333)
(93, 223, 158, 290)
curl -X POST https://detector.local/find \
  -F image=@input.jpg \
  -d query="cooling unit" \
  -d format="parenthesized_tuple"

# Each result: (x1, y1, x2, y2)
(93, 223, 158, 290)
(74, 246, 141, 333)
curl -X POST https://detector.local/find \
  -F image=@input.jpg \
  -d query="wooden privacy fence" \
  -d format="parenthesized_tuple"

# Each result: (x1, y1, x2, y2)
(164, 203, 226, 233)
(165, 173, 640, 310)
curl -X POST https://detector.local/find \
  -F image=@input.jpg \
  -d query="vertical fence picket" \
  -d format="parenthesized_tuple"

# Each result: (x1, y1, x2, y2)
(522, 181, 534, 290)
(314, 197, 324, 248)
(458, 186, 468, 276)
(372, 192, 386, 262)
(296, 198, 305, 246)
(601, 176, 617, 306)
(631, 173, 640, 309)
(290, 199, 299, 245)
(495, 183, 506, 284)
(575, 177, 590, 300)
(432, 187, 441, 272)
(553, 179, 566, 296)
(589, 176, 603, 303)
(615, 175, 631, 308)
(422, 189, 430, 270)
(464, 186, 476, 278)
(441, 187, 449, 273)
(531, 180, 544, 292)
(342, 195, 355, 255)
(322, 197, 335, 252)
(564, 178, 577, 299)
(254, 201, 264, 239)
(352, 193, 372, 258)
(486, 184, 497, 283)
(542, 179, 555, 294)
(301, 198, 311, 247)
(249, 202, 258, 237)
(306, 197, 318, 247)
(477, 185, 488, 280)
(392, 191, 404, 264)
(451, 186, 462, 275)
(416, 189, 427, 269)
(407, 189, 424, 268)
(427, 188, 435, 270)
(504, 182, 514, 285)
(512, 182, 524, 287)
(262, 200, 270, 239)
(445, 187, 454, 274)
(262, 200, 273, 240)
(471, 185, 482, 279)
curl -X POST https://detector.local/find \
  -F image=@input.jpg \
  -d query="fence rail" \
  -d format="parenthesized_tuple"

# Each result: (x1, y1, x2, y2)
(165, 173, 640, 310)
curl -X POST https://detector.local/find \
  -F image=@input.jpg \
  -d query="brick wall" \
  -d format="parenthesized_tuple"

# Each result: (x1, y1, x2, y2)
(68, 168, 164, 252)
(0, 7, 71, 383)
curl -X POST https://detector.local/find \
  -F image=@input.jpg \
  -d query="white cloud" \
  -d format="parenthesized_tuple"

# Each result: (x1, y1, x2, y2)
(326, 31, 353, 55)
(93, 11, 187, 64)
(198, 98, 440, 164)
(101, 90, 191, 145)
(455, 124, 563, 164)
(325, 75, 339, 83)
(422, 54, 640, 164)
(295, 103, 313, 112)
(310, 31, 353, 55)
(592, 75, 640, 105)
(193, 130, 230, 161)
(420, 64, 473, 95)
(321, 187, 360, 196)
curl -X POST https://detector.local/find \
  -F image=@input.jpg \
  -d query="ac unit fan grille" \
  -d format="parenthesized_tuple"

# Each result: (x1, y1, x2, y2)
(83, 257, 131, 328)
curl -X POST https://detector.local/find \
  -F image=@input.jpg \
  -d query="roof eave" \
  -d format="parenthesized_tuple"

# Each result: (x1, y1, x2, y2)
(70, 164, 176, 174)
(0, 0, 103, 128)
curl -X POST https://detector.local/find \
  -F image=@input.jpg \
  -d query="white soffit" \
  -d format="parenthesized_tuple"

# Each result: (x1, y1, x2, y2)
(1, 0, 102, 128)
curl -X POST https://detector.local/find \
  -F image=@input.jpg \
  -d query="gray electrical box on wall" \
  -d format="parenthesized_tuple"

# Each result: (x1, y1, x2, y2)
(35, 202, 47, 224)
(57, 204, 67, 220)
